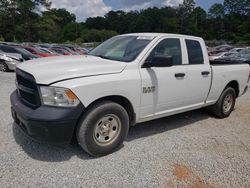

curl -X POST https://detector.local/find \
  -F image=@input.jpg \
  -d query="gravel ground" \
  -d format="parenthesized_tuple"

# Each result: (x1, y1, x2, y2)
(0, 71, 249, 188)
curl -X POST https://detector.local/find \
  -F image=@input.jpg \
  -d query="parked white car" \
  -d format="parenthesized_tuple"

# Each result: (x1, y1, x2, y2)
(209, 52, 237, 60)
(229, 48, 245, 53)
(11, 33, 250, 156)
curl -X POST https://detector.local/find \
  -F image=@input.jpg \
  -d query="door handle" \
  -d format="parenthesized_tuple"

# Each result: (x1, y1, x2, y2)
(175, 73, 186, 78)
(201, 71, 210, 76)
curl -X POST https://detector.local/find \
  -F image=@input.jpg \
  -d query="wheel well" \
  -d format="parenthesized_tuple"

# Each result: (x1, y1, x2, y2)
(86, 96, 136, 126)
(226, 81, 239, 97)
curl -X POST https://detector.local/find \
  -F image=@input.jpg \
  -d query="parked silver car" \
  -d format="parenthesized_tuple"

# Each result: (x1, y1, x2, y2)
(0, 50, 22, 72)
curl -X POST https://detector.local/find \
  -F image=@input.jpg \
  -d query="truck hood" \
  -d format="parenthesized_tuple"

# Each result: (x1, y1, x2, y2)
(17, 55, 127, 85)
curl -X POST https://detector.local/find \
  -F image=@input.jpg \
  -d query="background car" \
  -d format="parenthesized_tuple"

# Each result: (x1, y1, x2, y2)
(0, 50, 22, 72)
(20, 46, 56, 57)
(213, 48, 250, 65)
(38, 47, 58, 55)
(0, 44, 38, 61)
(229, 48, 245, 53)
(209, 52, 237, 60)
(209, 44, 233, 55)
(53, 45, 79, 55)
(49, 47, 72, 55)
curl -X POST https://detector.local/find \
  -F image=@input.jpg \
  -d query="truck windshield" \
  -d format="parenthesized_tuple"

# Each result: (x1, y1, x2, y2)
(89, 36, 153, 62)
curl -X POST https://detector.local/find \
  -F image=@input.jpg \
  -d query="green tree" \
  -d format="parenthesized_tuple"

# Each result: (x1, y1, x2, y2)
(208, 3, 225, 18)
(0, 0, 18, 41)
(15, 0, 51, 41)
(61, 23, 84, 42)
(81, 29, 117, 42)
(207, 3, 226, 40)
(192, 7, 207, 37)
(178, 0, 196, 34)
(104, 10, 133, 33)
(37, 12, 61, 42)
(224, 0, 250, 15)
(0, 0, 249, 45)
(45, 8, 76, 27)
(161, 7, 179, 33)
(85, 16, 107, 30)
(0, 35, 4, 41)
(223, 0, 250, 42)
(0, 0, 52, 41)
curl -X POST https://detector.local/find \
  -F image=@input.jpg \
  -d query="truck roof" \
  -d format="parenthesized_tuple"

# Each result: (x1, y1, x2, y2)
(120, 33, 203, 40)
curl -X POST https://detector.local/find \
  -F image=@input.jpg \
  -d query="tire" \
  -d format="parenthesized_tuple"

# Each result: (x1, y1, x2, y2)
(0, 61, 9, 72)
(77, 101, 129, 157)
(210, 87, 236, 118)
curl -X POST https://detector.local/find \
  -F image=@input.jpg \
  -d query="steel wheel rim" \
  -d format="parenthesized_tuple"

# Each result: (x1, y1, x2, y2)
(94, 114, 121, 146)
(223, 93, 233, 113)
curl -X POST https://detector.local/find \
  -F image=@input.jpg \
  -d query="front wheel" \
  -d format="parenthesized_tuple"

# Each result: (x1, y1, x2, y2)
(77, 101, 129, 157)
(0, 61, 9, 72)
(210, 87, 236, 118)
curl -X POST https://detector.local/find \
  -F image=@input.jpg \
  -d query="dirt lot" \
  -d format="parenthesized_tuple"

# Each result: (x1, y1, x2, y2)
(0, 71, 249, 188)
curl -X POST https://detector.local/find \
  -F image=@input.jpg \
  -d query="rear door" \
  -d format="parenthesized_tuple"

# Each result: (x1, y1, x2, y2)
(183, 39, 211, 107)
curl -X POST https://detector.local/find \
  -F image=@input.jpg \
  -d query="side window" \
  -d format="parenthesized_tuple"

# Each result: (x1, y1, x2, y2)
(146, 38, 182, 65)
(0, 46, 16, 53)
(0, 46, 9, 52)
(24, 48, 34, 53)
(185, 39, 204, 65)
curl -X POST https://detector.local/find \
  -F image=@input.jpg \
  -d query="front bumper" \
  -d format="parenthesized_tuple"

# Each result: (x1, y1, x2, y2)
(242, 85, 248, 96)
(10, 90, 85, 144)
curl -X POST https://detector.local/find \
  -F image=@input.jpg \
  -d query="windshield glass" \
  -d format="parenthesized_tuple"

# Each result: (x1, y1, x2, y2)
(39, 48, 52, 53)
(89, 36, 153, 62)
(15, 47, 37, 57)
(239, 49, 250, 55)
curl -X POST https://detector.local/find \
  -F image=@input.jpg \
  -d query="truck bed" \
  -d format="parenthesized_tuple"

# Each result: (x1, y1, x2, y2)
(210, 59, 250, 65)
(206, 62, 249, 105)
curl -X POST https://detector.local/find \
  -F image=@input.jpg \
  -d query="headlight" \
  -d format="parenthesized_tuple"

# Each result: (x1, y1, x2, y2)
(40, 86, 80, 107)
(2, 56, 13, 62)
(8, 60, 20, 64)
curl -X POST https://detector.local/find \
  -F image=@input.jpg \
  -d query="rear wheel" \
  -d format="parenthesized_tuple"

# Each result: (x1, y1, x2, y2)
(77, 101, 129, 157)
(210, 87, 236, 118)
(0, 61, 9, 72)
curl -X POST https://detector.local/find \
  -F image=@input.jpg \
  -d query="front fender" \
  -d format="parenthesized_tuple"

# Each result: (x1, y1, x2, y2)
(52, 70, 141, 120)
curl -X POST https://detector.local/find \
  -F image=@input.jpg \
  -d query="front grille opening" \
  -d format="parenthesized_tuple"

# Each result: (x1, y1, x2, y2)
(16, 75, 35, 89)
(19, 90, 37, 105)
(16, 69, 40, 108)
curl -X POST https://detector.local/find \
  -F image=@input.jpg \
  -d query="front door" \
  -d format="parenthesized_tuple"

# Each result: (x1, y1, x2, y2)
(139, 38, 188, 118)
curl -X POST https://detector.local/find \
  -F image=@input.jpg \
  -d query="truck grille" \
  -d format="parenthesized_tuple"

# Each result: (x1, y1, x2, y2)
(16, 68, 40, 108)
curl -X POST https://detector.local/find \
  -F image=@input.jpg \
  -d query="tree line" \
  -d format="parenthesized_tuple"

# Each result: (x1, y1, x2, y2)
(0, 0, 249, 44)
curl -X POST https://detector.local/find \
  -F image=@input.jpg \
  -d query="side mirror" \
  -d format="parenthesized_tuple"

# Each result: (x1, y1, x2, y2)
(142, 56, 173, 68)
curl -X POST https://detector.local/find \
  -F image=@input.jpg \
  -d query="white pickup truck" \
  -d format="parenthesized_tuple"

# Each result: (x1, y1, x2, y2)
(11, 33, 250, 156)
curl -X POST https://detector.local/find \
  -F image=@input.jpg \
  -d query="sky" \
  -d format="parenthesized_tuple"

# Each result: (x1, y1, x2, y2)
(50, 0, 224, 22)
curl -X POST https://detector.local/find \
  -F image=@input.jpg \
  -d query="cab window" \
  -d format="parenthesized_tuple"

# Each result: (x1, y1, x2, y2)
(185, 39, 204, 64)
(146, 38, 182, 65)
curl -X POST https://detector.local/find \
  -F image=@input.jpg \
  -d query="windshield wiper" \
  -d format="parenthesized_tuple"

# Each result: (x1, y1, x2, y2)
(95, 55, 112, 60)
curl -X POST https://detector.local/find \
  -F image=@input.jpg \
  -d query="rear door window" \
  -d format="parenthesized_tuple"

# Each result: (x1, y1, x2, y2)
(185, 39, 204, 65)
